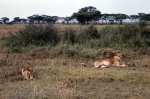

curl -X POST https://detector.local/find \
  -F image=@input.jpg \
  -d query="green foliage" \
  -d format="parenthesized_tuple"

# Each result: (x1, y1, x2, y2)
(97, 24, 150, 49)
(72, 6, 101, 24)
(84, 25, 100, 39)
(60, 25, 100, 46)
(76, 25, 100, 44)
(1, 23, 150, 54)
(2, 24, 60, 52)
(138, 20, 147, 29)
(62, 27, 76, 44)
(72, 12, 92, 24)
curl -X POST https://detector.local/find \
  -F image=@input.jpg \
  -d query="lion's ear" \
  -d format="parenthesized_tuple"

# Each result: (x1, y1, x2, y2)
(22, 68, 26, 72)
(97, 50, 101, 54)
(28, 68, 33, 72)
(114, 51, 119, 55)
(114, 51, 118, 54)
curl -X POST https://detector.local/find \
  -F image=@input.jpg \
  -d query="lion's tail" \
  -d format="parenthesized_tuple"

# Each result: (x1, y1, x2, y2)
(80, 63, 93, 67)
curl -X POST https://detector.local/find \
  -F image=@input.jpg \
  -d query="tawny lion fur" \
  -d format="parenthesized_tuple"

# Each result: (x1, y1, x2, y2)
(22, 67, 34, 80)
(97, 49, 122, 59)
(94, 55, 127, 68)
(81, 55, 127, 68)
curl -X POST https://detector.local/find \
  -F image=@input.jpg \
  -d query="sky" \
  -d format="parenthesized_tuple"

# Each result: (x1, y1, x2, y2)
(0, 0, 150, 21)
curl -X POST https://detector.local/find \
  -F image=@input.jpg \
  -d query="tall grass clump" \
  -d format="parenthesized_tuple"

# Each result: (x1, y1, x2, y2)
(98, 26, 119, 47)
(2, 24, 60, 52)
(60, 25, 100, 45)
(119, 22, 150, 49)
(62, 27, 76, 44)
(98, 22, 150, 50)
(76, 25, 100, 44)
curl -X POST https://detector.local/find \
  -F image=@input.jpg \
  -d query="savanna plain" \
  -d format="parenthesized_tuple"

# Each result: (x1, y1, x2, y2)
(0, 23, 150, 99)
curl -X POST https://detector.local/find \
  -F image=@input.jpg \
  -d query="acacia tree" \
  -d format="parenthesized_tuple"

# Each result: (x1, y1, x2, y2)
(72, 6, 101, 24)
(13, 17, 22, 23)
(21, 18, 28, 24)
(27, 14, 43, 24)
(138, 13, 150, 23)
(72, 12, 92, 24)
(138, 13, 145, 21)
(63, 16, 72, 24)
(101, 14, 110, 24)
(1, 17, 9, 24)
(130, 15, 139, 22)
(44, 16, 53, 23)
(144, 14, 150, 23)
(113, 14, 129, 24)
(33, 14, 43, 24)
(51, 16, 59, 24)
(27, 15, 34, 23)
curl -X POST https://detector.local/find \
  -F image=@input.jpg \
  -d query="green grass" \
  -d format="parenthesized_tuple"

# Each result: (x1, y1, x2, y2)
(1, 23, 150, 53)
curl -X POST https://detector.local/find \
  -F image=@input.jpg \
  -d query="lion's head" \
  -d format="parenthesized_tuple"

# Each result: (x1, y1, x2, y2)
(98, 49, 122, 59)
(22, 67, 34, 80)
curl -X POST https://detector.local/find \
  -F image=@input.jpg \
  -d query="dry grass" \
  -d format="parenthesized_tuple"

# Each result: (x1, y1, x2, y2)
(0, 24, 25, 38)
(0, 24, 150, 99)
(0, 52, 150, 99)
(0, 24, 117, 38)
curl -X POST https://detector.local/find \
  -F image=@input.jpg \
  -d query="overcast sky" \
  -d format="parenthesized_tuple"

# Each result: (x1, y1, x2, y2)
(0, 0, 149, 21)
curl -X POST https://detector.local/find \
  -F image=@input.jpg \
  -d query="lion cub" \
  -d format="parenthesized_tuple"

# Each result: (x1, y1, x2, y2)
(22, 67, 34, 80)
(94, 55, 127, 68)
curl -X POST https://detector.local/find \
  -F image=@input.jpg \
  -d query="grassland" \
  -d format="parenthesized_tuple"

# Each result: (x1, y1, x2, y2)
(0, 24, 150, 99)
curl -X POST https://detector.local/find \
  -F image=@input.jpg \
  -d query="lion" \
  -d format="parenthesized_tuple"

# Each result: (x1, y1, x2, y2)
(97, 49, 122, 59)
(94, 55, 127, 68)
(81, 54, 127, 68)
(21, 67, 34, 80)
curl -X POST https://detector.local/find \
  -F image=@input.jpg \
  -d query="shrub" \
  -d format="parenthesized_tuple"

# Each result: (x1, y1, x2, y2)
(84, 25, 100, 39)
(138, 20, 147, 29)
(62, 27, 76, 44)
(97, 23, 150, 50)
(2, 24, 60, 52)
(76, 25, 100, 44)
(8, 24, 59, 46)
(1, 23, 150, 55)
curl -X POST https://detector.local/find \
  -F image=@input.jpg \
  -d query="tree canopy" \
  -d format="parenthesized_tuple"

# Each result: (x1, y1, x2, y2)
(72, 6, 101, 24)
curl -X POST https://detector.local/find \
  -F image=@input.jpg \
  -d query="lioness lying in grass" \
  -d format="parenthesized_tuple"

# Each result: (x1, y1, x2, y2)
(81, 51, 127, 68)
(94, 55, 127, 68)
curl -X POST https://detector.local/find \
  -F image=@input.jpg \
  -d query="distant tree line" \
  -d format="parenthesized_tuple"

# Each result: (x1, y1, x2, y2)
(0, 6, 150, 25)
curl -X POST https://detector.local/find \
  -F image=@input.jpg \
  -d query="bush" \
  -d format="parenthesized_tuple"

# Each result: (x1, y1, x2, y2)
(12, 24, 58, 45)
(62, 27, 76, 44)
(84, 25, 100, 39)
(1, 23, 150, 55)
(76, 25, 100, 44)
(97, 23, 150, 50)
(138, 20, 147, 29)
(2, 24, 60, 52)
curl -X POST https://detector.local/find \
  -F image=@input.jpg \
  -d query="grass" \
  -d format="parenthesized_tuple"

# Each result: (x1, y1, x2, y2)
(1, 61, 150, 99)
(0, 24, 150, 99)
